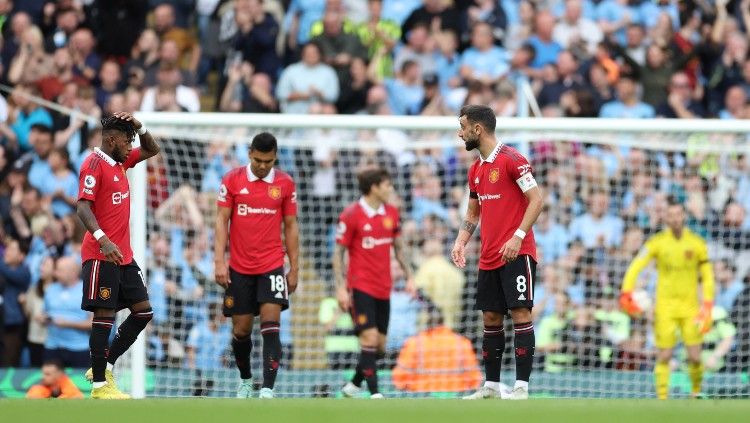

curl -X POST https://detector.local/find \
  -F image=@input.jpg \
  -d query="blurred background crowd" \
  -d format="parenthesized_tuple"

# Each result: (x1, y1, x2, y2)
(1, 0, 750, 396)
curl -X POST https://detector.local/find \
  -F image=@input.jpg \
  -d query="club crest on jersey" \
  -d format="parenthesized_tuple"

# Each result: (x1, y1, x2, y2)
(224, 296, 234, 308)
(357, 314, 368, 325)
(99, 287, 111, 300)
(268, 186, 281, 200)
(218, 184, 228, 202)
(684, 250, 694, 259)
(84, 175, 96, 188)
(382, 217, 394, 230)
(489, 168, 500, 183)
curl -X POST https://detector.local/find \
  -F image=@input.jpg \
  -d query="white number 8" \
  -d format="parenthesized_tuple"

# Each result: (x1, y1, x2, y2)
(270, 275, 286, 293)
(516, 275, 527, 293)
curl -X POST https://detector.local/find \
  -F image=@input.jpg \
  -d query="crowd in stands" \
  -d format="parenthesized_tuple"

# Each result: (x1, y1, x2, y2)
(1, 0, 750, 397)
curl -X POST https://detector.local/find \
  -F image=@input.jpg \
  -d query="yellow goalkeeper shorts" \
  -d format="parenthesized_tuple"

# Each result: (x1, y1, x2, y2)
(654, 313, 702, 349)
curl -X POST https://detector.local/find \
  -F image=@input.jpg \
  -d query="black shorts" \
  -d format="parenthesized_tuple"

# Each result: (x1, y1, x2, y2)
(223, 266, 289, 317)
(350, 289, 390, 335)
(81, 259, 149, 312)
(475, 255, 536, 314)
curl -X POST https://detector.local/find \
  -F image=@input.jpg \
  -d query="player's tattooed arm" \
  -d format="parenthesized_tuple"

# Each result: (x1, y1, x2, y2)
(332, 244, 347, 291)
(460, 220, 477, 236)
(393, 237, 414, 281)
(76, 200, 124, 264)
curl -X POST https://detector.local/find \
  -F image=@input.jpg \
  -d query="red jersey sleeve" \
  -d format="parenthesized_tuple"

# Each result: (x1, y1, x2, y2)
(282, 179, 298, 216)
(217, 174, 235, 209)
(122, 147, 142, 169)
(467, 163, 478, 199)
(505, 153, 537, 193)
(335, 209, 356, 247)
(78, 160, 102, 202)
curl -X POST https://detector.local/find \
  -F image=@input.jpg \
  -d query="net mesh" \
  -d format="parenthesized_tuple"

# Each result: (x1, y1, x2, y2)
(118, 116, 750, 398)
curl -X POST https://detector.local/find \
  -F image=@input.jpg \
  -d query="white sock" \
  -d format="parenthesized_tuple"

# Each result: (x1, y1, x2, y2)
(483, 381, 500, 391)
(93, 381, 107, 389)
(106, 362, 114, 371)
(241, 378, 251, 383)
(514, 380, 529, 390)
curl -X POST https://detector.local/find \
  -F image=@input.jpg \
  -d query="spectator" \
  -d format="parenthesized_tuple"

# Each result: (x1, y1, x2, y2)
(596, 0, 642, 45)
(124, 28, 161, 91)
(38, 148, 77, 218)
(26, 124, 55, 192)
(186, 304, 231, 396)
(392, 23, 436, 78)
(569, 191, 624, 249)
(311, 6, 367, 88)
(26, 359, 83, 398)
(276, 42, 339, 113)
(504, 0, 535, 52)
(715, 259, 744, 312)
(392, 306, 481, 392)
(410, 175, 449, 224)
(96, 60, 123, 109)
(283, 0, 327, 52)
(335, 57, 372, 114)
(2, 85, 53, 152)
(413, 238, 464, 329)
(1, 237, 31, 366)
(43, 6, 80, 53)
(387, 259, 420, 357)
(699, 306, 737, 372)
(712, 202, 750, 252)
(318, 293, 358, 369)
(536, 292, 572, 372)
(537, 50, 583, 108)
(140, 63, 201, 113)
(356, 0, 401, 80)
(433, 30, 461, 98)
(153, 3, 201, 76)
(534, 205, 570, 263)
(54, 85, 101, 164)
(553, 0, 602, 57)
(7, 25, 54, 85)
(527, 11, 562, 69)
(22, 256, 54, 367)
(459, 22, 510, 87)
(466, 0, 507, 41)
(401, 0, 462, 44)
(655, 72, 706, 118)
(43, 256, 91, 367)
(623, 24, 646, 66)
(233, 0, 282, 80)
(220, 61, 279, 113)
(1, 12, 32, 76)
(718, 86, 747, 120)
(598, 74, 655, 118)
(69, 28, 101, 84)
(385, 60, 424, 116)
(729, 275, 750, 372)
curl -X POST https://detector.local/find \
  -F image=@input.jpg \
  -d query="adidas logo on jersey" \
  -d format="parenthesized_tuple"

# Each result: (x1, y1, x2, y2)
(240, 188, 249, 194)
(475, 177, 479, 184)
(274, 292, 284, 299)
(114, 175, 119, 182)
(363, 224, 372, 231)
(518, 293, 526, 300)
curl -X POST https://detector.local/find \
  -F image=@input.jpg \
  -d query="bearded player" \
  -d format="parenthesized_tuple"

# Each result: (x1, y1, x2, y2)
(620, 198, 715, 399)
(214, 132, 299, 399)
(78, 113, 160, 399)
(452, 105, 543, 400)
(334, 168, 415, 399)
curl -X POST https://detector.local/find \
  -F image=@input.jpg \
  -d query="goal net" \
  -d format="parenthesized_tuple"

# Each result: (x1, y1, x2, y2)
(118, 113, 750, 399)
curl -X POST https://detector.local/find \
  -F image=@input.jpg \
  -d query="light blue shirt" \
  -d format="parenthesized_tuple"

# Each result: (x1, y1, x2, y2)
(599, 101, 655, 118)
(596, 0, 642, 44)
(382, 0, 422, 26)
(148, 266, 169, 324)
(38, 170, 78, 217)
(569, 213, 624, 249)
(44, 281, 90, 351)
(639, 3, 679, 30)
(527, 36, 563, 69)
(460, 47, 510, 80)
(434, 52, 460, 96)
(384, 78, 424, 115)
(411, 197, 450, 225)
(276, 62, 339, 114)
(283, 0, 326, 44)
(552, 0, 598, 21)
(28, 154, 54, 192)
(387, 291, 420, 351)
(10, 107, 53, 151)
(187, 320, 231, 370)
(718, 109, 737, 120)
(534, 223, 570, 262)
(716, 280, 745, 311)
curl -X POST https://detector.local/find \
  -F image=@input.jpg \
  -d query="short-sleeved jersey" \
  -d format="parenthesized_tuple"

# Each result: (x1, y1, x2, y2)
(626, 228, 712, 317)
(468, 143, 537, 270)
(336, 199, 400, 300)
(79, 147, 142, 265)
(217, 167, 297, 275)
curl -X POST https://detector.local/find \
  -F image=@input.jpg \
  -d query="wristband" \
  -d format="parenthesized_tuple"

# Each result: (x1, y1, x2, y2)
(93, 229, 106, 240)
(514, 229, 526, 240)
(137, 126, 148, 135)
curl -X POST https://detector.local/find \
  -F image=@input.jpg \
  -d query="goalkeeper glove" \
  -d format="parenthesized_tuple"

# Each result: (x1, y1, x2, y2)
(619, 292, 642, 317)
(695, 301, 713, 334)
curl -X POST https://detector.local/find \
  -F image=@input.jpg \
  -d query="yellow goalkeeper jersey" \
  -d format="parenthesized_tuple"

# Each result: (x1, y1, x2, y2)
(622, 227, 714, 318)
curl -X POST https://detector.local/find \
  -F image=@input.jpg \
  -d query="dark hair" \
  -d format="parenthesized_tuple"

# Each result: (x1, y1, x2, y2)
(250, 132, 278, 153)
(519, 43, 537, 61)
(666, 195, 684, 208)
(30, 124, 53, 138)
(42, 359, 64, 370)
(101, 115, 137, 141)
(459, 105, 496, 133)
(50, 147, 70, 165)
(357, 167, 391, 195)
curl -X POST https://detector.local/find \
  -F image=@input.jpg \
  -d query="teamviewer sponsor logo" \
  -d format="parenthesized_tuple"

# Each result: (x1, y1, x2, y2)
(478, 193, 502, 203)
(237, 204, 277, 216)
(112, 191, 129, 204)
(361, 236, 393, 249)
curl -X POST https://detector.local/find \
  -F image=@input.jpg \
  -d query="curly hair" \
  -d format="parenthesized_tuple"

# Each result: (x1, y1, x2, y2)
(101, 115, 136, 141)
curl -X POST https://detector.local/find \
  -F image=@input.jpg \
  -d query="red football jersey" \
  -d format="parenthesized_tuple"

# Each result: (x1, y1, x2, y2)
(336, 199, 400, 300)
(468, 143, 538, 270)
(217, 167, 297, 275)
(79, 147, 142, 264)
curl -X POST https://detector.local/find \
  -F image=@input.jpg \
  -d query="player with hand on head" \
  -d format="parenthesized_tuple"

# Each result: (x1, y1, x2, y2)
(452, 105, 543, 400)
(214, 132, 299, 399)
(333, 168, 415, 399)
(620, 197, 715, 399)
(77, 112, 161, 399)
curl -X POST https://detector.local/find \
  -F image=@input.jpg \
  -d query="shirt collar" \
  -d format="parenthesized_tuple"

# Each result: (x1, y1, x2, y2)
(247, 166, 275, 183)
(94, 147, 116, 167)
(359, 197, 386, 218)
(479, 142, 503, 164)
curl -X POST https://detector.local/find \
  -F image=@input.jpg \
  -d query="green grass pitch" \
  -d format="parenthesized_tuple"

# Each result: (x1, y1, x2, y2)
(2, 399, 748, 423)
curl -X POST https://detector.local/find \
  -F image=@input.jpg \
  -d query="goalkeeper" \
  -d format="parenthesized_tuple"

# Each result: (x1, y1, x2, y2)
(620, 197, 715, 400)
